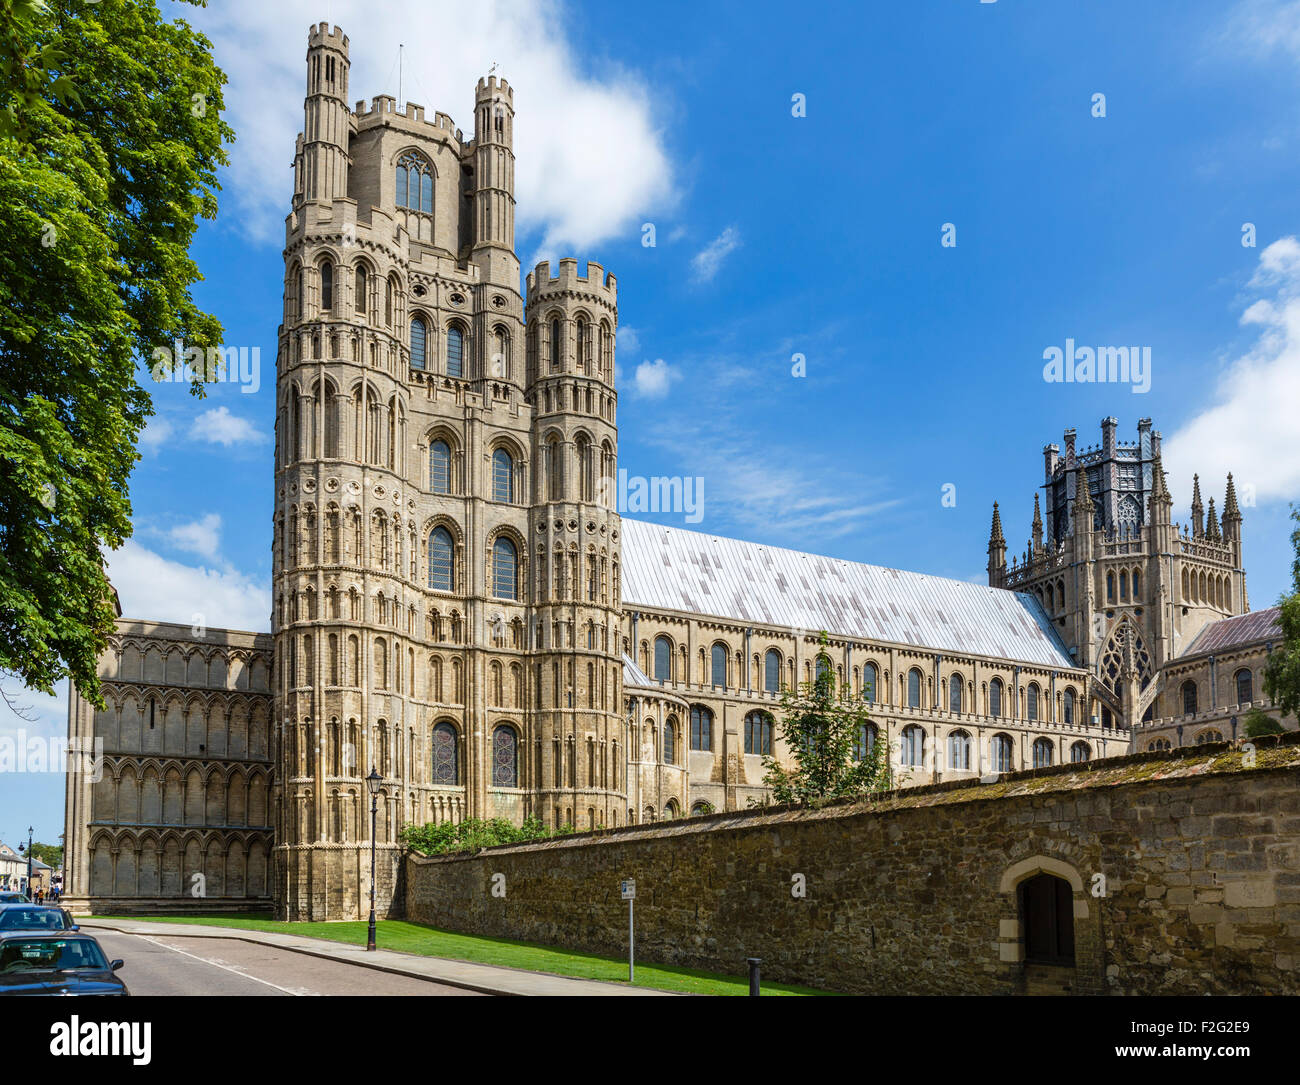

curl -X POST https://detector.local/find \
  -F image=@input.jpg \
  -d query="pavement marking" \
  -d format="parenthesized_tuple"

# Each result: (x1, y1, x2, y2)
(135, 935, 314, 996)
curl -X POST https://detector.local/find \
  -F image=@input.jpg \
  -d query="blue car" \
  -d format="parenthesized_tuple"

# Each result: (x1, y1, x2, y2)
(0, 904, 78, 932)
(0, 932, 128, 996)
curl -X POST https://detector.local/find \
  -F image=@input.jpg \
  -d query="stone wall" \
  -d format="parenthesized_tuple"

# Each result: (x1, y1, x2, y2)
(406, 736, 1300, 994)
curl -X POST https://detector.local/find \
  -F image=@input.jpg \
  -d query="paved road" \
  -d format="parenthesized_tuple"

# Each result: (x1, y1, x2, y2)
(92, 931, 484, 996)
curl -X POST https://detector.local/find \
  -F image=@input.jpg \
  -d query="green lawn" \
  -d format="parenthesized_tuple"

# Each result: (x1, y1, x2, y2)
(88, 913, 826, 996)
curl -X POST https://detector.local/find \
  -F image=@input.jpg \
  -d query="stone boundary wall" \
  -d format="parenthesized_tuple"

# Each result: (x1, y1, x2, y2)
(407, 737, 1300, 994)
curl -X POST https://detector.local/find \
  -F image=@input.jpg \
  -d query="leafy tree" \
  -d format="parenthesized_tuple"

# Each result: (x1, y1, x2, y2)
(762, 632, 892, 805)
(1242, 708, 1284, 739)
(1264, 506, 1300, 722)
(28, 841, 62, 867)
(0, 0, 233, 707)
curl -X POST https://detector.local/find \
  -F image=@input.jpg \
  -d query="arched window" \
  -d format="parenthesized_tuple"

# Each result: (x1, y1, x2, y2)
(409, 316, 428, 370)
(492, 449, 513, 503)
(431, 723, 458, 785)
(1235, 668, 1253, 705)
(691, 802, 710, 817)
(430, 439, 451, 494)
(664, 719, 676, 765)
(764, 649, 781, 693)
(550, 318, 562, 370)
(491, 725, 518, 787)
(446, 325, 464, 378)
(653, 636, 672, 682)
(991, 733, 1013, 773)
(854, 722, 878, 761)
(900, 725, 925, 767)
(1063, 688, 1075, 725)
(1070, 741, 1091, 762)
(863, 662, 878, 703)
(990, 677, 1004, 718)
(354, 265, 367, 315)
(690, 705, 713, 751)
(1181, 680, 1198, 716)
(1032, 738, 1054, 768)
(744, 711, 772, 756)
(1107, 572, 1115, 603)
(907, 667, 922, 708)
(429, 527, 454, 592)
(1195, 728, 1223, 745)
(396, 151, 433, 213)
(711, 643, 727, 688)
(1119, 570, 1128, 600)
(948, 729, 971, 770)
(492, 537, 517, 600)
(1027, 683, 1040, 721)
(815, 655, 831, 684)
(948, 673, 962, 713)
(320, 261, 333, 310)
(1132, 571, 1141, 600)
(1148, 738, 1171, 752)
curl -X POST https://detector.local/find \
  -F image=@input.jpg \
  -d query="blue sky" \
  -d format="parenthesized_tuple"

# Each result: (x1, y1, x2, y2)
(7, 0, 1300, 847)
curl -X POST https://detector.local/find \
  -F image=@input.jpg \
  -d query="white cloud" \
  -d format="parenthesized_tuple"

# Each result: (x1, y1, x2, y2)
(138, 415, 174, 454)
(1163, 236, 1300, 504)
(0, 677, 68, 744)
(691, 226, 741, 283)
(106, 540, 269, 633)
(166, 514, 224, 562)
(194, 406, 266, 447)
(616, 325, 640, 357)
(187, 0, 677, 253)
(633, 358, 676, 398)
(1225, 0, 1300, 59)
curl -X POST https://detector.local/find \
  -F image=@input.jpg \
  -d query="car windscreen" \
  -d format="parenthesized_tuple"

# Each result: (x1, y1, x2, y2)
(0, 908, 69, 930)
(0, 938, 107, 973)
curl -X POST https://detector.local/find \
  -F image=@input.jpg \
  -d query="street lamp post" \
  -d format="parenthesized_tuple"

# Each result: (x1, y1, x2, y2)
(365, 768, 382, 951)
(22, 826, 32, 896)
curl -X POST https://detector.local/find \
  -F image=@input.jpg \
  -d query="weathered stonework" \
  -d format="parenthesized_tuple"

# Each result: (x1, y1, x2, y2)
(407, 737, 1300, 995)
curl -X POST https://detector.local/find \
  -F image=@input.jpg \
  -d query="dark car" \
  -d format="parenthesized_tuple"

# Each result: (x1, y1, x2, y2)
(0, 933, 128, 996)
(0, 904, 78, 932)
(0, 892, 29, 904)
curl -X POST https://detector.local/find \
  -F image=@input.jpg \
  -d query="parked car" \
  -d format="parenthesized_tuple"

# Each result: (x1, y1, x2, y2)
(0, 892, 29, 904)
(0, 904, 78, 932)
(0, 932, 128, 996)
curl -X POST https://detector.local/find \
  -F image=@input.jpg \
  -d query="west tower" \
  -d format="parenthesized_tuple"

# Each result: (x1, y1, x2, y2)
(272, 24, 623, 920)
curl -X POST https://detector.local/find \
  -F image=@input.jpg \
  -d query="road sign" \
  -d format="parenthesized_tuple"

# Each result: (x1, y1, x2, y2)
(621, 878, 635, 900)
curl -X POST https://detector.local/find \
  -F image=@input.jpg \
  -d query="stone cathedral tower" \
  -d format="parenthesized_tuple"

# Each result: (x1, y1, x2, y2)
(988, 417, 1248, 736)
(272, 23, 624, 921)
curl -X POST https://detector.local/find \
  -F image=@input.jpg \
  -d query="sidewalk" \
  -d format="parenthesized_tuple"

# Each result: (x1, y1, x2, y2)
(79, 917, 676, 997)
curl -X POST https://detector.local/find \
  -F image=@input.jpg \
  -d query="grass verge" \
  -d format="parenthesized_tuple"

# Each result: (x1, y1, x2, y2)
(87, 913, 826, 996)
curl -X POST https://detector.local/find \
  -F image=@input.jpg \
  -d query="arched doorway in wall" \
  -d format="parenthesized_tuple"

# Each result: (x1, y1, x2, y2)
(1019, 872, 1075, 966)
(998, 856, 1089, 995)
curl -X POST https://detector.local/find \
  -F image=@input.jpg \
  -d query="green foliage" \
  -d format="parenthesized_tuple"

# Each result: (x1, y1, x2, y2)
(28, 842, 61, 867)
(762, 632, 892, 805)
(0, 0, 233, 706)
(400, 816, 575, 856)
(1264, 506, 1300, 722)
(1242, 708, 1284, 739)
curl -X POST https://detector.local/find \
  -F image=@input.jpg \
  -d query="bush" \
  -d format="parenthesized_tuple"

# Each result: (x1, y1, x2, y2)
(400, 816, 569, 856)
(1243, 709, 1285, 739)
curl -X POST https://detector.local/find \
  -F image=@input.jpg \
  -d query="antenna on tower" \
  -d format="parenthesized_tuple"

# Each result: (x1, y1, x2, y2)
(489, 60, 499, 76)
(398, 44, 403, 104)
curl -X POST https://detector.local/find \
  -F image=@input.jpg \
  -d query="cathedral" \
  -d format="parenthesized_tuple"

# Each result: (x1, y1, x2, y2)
(61, 23, 1288, 920)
